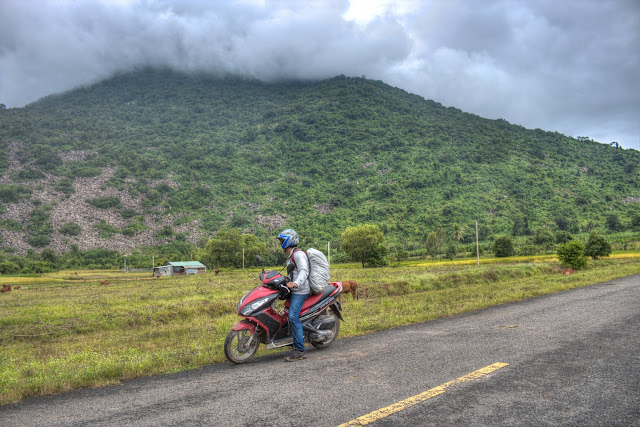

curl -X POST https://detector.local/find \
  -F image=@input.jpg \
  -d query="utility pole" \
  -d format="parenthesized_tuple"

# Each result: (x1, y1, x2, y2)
(476, 221, 480, 266)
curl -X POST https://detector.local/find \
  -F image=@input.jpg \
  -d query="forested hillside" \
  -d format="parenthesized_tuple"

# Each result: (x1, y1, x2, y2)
(0, 68, 638, 260)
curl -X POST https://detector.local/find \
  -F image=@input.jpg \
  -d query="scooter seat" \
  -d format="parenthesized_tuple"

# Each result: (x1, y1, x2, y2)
(286, 284, 338, 311)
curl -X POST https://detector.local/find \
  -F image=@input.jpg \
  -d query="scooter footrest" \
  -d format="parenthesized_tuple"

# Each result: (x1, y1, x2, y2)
(267, 338, 293, 349)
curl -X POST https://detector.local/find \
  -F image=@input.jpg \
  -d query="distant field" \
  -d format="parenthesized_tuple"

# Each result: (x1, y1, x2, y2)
(1, 252, 639, 405)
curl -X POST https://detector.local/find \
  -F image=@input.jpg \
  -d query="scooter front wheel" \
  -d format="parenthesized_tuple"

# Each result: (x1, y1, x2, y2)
(224, 329, 259, 363)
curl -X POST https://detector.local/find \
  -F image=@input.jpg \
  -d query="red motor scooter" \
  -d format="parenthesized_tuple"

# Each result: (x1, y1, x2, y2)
(224, 255, 343, 364)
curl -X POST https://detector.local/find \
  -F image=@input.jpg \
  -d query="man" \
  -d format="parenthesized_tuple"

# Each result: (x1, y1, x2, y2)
(277, 228, 310, 362)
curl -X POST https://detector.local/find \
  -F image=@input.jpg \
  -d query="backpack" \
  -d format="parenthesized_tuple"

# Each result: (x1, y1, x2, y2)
(291, 248, 330, 294)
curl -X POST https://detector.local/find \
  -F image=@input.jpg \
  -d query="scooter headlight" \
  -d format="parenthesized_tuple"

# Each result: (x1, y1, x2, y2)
(240, 296, 272, 316)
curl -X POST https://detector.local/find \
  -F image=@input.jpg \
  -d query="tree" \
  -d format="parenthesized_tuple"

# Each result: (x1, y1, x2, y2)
(493, 235, 514, 257)
(557, 240, 587, 270)
(533, 227, 555, 250)
(605, 214, 622, 232)
(584, 233, 611, 259)
(445, 240, 458, 260)
(425, 231, 441, 259)
(341, 224, 386, 268)
(39, 248, 58, 264)
(555, 231, 573, 245)
(425, 228, 446, 260)
(512, 216, 529, 236)
(554, 216, 569, 231)
(203, 229, 265, 268)
(364, 242, 388, 267)
(239, 233, 267, 267)
(204, 229, 241, 268)
(452, 223, 465, 251)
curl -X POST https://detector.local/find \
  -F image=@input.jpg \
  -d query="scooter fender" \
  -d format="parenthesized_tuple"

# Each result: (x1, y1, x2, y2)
(231, 319, 257, 333)
(329, 301, 344, 321)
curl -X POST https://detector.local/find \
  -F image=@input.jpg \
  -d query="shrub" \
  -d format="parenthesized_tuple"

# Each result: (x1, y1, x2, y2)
(27, 235, 51, 248)
(95, 221, 120, 238)
(27, 260, 56, 273)
(87, 196, 122, 209)
(27, 205, 53, 236)
(395, 249, 409, 261)
(0, 219, 22, 231)
(584, 233, 611, 259)
(156, 225, 174, 239)
(121, 208, 137, 219)
(493, 236, 514, 257)
(0, 260, 20, 274)
(517, 244, 539, 256)
(123, 221, 149, 236)
(557, 240, 587, 270)
(59, 222, 82, 235)
(63, 162, 102, 178)
(55, 178, 75, 195)
(13, 168, 45, 180)
(0, 184, 32, 203)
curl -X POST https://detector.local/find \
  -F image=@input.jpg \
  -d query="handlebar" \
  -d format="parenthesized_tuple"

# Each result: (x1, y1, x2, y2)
(278, 282, 291, 300)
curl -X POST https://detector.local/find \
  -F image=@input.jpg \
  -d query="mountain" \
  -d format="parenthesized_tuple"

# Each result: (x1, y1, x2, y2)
(0, 68, 638, 256)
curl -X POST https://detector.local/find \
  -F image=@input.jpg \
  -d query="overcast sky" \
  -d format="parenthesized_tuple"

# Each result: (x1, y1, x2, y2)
(1, 0, 638, 150)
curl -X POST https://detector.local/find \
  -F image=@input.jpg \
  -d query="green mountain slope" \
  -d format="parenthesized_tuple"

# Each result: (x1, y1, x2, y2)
(0, 68, 638, 254)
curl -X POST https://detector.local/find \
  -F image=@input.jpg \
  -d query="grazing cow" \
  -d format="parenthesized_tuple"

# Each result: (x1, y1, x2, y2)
(339, 280, 358, 301)
(1, 284, 11, 293)
(100, 280, 110, 286)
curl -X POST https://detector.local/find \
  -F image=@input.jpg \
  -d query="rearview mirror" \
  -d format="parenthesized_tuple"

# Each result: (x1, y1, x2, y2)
(287, 263, 295, 275)
(255, 255, 264, 272)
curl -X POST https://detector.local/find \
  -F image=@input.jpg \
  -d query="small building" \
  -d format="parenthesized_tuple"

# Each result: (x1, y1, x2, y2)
(153, 261, 207, 277)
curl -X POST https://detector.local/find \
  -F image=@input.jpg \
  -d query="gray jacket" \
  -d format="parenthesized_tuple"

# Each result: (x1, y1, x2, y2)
(287, 249, 310, 295)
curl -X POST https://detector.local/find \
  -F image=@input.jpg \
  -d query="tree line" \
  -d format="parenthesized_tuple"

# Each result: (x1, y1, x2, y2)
(1, 222, 619, 275)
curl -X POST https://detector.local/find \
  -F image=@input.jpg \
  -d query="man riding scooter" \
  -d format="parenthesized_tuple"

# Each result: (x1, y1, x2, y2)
(277, 229, 310, 362)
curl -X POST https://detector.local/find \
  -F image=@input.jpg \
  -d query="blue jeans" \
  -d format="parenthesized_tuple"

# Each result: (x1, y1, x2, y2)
(288, 293, 308, 352)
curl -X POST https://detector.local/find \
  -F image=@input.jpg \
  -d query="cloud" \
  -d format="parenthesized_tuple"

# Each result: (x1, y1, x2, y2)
(0, 0, 638, 149)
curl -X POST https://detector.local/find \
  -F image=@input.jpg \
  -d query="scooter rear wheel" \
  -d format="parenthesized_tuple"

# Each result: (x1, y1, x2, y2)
(310, 310, 340, 349)
(225, 329, 259, 363)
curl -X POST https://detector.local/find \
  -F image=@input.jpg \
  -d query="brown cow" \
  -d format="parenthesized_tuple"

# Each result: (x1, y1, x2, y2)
(0, 284, 11, 293)
(339, 280, 358, 301)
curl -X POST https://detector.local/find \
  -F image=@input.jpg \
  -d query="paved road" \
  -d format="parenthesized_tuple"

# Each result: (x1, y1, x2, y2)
(2, 275, 638, 426)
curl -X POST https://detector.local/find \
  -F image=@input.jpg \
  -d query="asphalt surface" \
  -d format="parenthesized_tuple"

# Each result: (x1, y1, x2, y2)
(2, 274, 639, 426)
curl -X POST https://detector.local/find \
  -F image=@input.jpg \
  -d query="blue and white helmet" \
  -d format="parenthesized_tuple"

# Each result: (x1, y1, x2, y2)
(277, 229, 299, 250)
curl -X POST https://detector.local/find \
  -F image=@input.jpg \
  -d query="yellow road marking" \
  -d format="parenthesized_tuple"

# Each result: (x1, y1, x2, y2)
(338, 362, 509, 427)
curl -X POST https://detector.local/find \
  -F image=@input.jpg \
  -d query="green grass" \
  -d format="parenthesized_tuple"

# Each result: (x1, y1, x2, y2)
(1, 253, 639, 404)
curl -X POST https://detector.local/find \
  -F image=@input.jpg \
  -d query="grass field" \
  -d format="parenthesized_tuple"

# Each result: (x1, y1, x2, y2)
(1, 252, 639, 405)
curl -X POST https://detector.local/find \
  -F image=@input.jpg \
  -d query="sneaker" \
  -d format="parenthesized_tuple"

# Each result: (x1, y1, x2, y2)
(284, 349, 306, 362)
